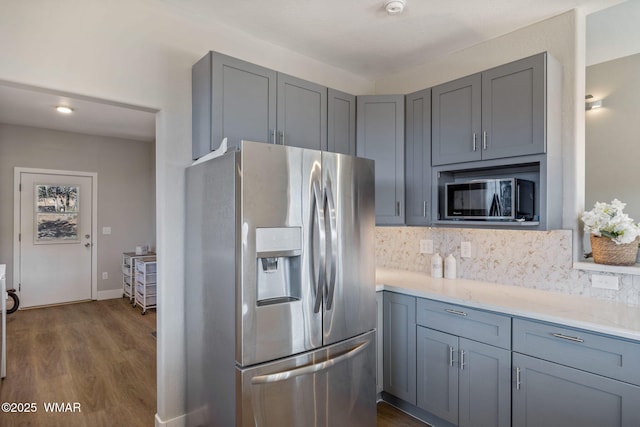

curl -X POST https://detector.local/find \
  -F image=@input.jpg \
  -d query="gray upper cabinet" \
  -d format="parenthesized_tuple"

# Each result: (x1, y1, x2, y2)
(277, 73, 327, 151)
(193, 51, 339, 159)
(405, 88, 432, 226)
(357, 95, 405, 225)
(432, 53, 547, 166)
(481, 53, 545, 160)
(383, 292, 416, 405)
(192, 51, 277, 159)
(431, 74, 481, 166)
(328, 89, 356, 155)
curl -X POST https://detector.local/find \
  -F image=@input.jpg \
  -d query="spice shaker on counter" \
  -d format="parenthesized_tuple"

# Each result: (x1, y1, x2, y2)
(444, 253, 457, 279)
(431, 253, 443, 278)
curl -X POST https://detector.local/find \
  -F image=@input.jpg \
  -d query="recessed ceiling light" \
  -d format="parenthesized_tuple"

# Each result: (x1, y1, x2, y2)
(55, 106, 74, 114)
(385, 0, 406, 15)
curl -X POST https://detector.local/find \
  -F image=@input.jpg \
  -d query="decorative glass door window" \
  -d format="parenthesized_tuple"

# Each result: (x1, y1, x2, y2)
(35, 184, 79, 243)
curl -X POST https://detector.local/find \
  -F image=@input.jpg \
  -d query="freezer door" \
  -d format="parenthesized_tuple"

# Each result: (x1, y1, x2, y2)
(322, 152, 376, 345)
(239, 141, 323, 366)
(238, 330, 376, 427)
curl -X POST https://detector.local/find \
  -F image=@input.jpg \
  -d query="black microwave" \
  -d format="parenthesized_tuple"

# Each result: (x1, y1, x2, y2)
(444, 178, 535, 221)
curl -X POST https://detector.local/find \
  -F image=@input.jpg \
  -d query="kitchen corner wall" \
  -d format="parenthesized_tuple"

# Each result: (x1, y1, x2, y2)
(376, 227, 640, 306)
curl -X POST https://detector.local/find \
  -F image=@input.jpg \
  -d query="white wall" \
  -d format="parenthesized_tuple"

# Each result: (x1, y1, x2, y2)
(585, 53, 640, 224)
(0, 1, 374, 425)
(376, 10, 587, 259)
(0, 124, 156, 295)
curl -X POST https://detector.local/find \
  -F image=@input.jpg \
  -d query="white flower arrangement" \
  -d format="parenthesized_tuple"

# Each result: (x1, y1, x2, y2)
(582, 199, 640, 245)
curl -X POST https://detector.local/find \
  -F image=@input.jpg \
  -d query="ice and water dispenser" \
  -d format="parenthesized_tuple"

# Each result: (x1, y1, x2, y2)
(255, 227, 302, 306)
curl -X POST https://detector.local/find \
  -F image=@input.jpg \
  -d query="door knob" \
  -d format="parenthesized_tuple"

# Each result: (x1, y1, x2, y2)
(85, 234, 90, 239)
(84, 243, 91, 248)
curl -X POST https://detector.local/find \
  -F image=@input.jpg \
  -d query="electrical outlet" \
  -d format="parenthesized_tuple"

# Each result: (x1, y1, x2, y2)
(461, 241, 472, 258)
(102, 272, 108, 280)
(420, 239, 434, 254)
(102, 226, 112, 235)
(591, 274, 619, 290)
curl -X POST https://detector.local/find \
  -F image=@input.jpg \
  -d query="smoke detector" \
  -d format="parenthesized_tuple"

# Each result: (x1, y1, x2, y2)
(385, 0, 406, 15)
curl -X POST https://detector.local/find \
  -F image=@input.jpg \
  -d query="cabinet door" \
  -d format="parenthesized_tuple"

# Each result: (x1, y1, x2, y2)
(512, 353, 640, 427)
(405, 88, 432, 226)
(383, 292, 416, 404)
(482, 53, 546, 160)
(277, 73, 327, 151)
(416, 327, 458, 425)
(431, 74, 481, 166)
(328, 89, 356, 155)
(192, 51, 277, 159)
(458, 339, 511, 427)
(356, 95, 405, 225)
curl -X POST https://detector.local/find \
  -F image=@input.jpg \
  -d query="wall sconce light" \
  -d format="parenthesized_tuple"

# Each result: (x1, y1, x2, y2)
(585, 94, 603, 111)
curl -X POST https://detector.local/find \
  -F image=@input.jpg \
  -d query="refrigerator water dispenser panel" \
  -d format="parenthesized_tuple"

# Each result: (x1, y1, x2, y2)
(256, 227, 302, 306)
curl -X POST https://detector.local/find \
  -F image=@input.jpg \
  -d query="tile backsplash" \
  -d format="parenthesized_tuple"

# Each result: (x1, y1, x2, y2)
(376, 227, 640, 306)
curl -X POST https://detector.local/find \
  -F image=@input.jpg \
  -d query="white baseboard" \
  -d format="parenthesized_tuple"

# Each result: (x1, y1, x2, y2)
(155, 412, 186, 427)
(97, 289, 124, 300)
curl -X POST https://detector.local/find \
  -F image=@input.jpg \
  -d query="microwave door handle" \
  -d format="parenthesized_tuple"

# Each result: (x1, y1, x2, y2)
(311, 180, 326, 314)
(324, 181, 337, 311)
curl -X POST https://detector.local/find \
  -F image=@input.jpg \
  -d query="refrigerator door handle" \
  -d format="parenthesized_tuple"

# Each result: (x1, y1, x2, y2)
(312, 180, 326, 314)
(324, 182, 337, 310)
(250, 341, 370, 385)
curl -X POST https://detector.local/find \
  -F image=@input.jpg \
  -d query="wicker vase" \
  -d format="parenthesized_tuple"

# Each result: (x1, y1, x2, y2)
(590, 235, 639, 266)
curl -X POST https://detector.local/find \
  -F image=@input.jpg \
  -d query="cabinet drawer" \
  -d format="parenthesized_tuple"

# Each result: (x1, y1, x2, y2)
(416, 299, 511, 349)
(513, 318, 640, 386)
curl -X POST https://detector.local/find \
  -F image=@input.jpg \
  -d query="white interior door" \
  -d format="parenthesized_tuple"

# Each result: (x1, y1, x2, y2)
(18, 171, 94, 308)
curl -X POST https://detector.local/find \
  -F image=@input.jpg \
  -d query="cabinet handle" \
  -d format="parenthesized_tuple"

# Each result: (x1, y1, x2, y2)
(445, 308, 467, 317)
(270, 129, 276, 144)
(449, 346, 455, 367)
(279, 131, 285, 145)
(396, 201, 401, 216)
(516, 367, 522, 390)
(460, 349, 465, 370)
(472, 133, 477, 151)
(423, 201, 427, 218)
(482, 131, 487, 150)
(551, 333, 584, 343)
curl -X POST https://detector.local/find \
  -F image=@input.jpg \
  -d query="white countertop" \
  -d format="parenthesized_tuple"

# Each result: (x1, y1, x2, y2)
(376, 268, 640, 342)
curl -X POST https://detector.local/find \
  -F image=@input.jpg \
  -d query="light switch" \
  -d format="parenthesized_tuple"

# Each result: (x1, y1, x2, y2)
(591, 274, 619, 290)
(461, 241, 472, 258)
(102, 226, 112, 235)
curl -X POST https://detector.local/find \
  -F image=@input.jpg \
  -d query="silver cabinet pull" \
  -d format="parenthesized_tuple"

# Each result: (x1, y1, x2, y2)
(472, 132, 477, 151)
(423, 201, 427, 218)
(445, 308, 467, 317)
(396, 201, 401, 216)
(449, 346, 455, 367)
(516, 367, 522, 390)
(460, 349, 466, 370)
(269, 129, 276, 144)
(482, 131, 488, 150)
(551, 333, 584, 343)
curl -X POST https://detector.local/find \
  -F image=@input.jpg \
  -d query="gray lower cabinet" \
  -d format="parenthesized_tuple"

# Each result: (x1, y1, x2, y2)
(356, 95, 405, 225)
(432, 53, 548, 166)
(328, 89, 356, 155)
(193, 51, 352, 159)
(416, 327, 511, 427)
(512, 318, 640, 427)
(512, 353, 640, 427)
(382, 292, 416, 404)
(405, 88, 432, 226)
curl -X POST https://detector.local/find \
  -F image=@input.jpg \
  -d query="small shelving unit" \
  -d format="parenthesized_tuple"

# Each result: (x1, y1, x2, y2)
(122, 252, 156, 305)
(134, 257, 157, 314)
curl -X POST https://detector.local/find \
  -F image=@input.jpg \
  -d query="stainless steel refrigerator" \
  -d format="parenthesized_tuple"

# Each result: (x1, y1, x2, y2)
(185, 140, 376, 427)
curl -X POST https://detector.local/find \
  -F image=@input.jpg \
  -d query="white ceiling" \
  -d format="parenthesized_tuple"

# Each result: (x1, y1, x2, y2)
(0, 0, 627, 141)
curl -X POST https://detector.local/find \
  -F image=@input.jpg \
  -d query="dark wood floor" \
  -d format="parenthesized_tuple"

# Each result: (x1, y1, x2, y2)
(1, 298, 427, 426)
(0, 298, 156, 427)
(377, 401, 431, 427)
